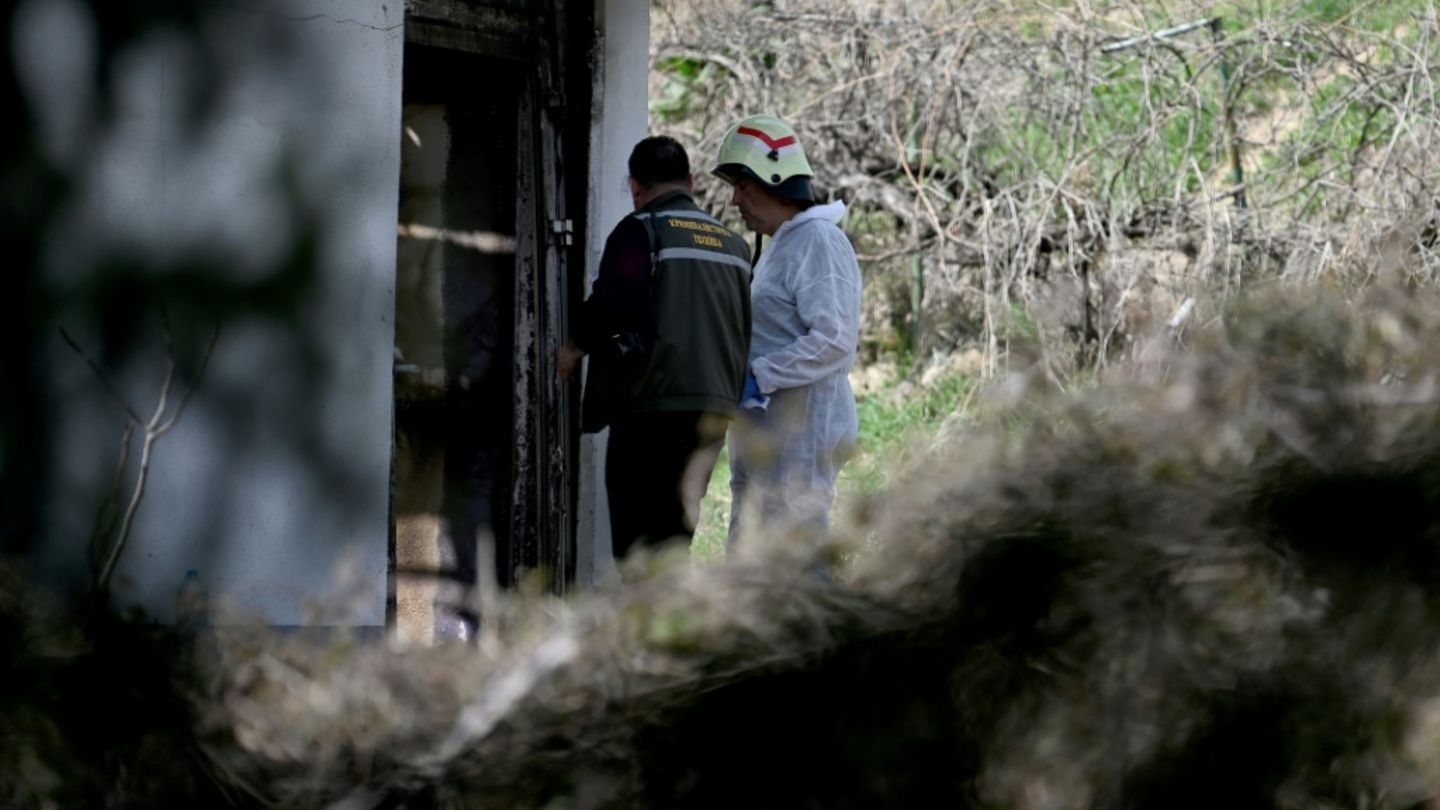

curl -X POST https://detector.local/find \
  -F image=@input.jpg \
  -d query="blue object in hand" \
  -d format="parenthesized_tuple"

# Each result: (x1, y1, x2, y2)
(740, 370, 770, 413)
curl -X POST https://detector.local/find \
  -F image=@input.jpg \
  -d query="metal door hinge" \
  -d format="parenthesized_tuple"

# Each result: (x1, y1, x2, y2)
(550, 218, 574, 246)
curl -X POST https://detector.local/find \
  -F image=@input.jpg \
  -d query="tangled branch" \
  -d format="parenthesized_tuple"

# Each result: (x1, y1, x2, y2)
(652, 0, 1440, 374)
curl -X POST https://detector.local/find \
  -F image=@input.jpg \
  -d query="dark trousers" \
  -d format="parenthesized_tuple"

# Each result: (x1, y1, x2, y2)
(606, 410, 728, 561)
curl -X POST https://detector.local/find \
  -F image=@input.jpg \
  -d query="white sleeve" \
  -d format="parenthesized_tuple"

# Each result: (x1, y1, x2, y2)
(751, 227, 861, 392)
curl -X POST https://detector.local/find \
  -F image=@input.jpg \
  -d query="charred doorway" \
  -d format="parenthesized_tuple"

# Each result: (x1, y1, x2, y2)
(391, 2, 586, 643)
(393, 46, 518, 642)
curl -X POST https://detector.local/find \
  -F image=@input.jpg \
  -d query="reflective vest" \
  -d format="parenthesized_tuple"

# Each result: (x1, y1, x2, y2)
(582, 191, 752, 431)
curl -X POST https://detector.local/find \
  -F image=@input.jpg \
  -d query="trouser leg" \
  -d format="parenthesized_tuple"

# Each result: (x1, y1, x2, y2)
(727, 406, 792, 551)
(680, 413, 727, 539)
(438, 399, 500, 641)
(728, 394, 856, 551)
(727, 413, 759, 552)
(605, 420, 646, 561)
(607, 411, 724, 562)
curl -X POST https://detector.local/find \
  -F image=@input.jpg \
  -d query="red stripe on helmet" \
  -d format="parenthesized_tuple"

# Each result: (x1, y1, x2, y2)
(736, 126, 798, 150)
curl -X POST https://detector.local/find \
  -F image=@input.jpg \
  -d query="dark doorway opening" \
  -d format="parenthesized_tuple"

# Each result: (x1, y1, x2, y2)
(389, 0, 591, 640)
(392, 46, 522, 642)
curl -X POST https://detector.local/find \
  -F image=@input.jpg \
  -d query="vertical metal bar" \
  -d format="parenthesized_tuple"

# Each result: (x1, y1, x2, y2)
(510, 77, 540, 584)
(1210, 17, 1247, 208)
(1102, 16, 1247, 208)
(906, 98, 924, 360)
(537, 0, 574, 594)
(910, 253, 924, 357)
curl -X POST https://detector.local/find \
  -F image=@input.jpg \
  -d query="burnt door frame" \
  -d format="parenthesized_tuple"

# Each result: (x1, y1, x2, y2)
(401, 0, 583, 594)
(537, 0, 580, 594)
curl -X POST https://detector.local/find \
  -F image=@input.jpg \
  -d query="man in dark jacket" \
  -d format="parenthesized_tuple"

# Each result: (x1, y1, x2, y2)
(558, 136, 752, 562)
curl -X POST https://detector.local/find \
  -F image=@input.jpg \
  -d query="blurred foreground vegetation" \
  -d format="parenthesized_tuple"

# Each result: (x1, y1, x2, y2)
(13, 284, 1440, 807)
(10, 1, 1440, 808)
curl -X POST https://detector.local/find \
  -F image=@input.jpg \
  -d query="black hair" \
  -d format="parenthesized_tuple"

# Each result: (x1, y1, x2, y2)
(715, 162, 816, 205)
(628, 135, 692, 189)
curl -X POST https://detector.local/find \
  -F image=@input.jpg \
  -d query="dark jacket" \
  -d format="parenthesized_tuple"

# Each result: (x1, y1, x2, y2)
(577, 190, 752, 432)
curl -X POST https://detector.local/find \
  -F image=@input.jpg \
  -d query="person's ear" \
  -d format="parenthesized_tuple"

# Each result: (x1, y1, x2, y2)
(687, 175, 696, 193)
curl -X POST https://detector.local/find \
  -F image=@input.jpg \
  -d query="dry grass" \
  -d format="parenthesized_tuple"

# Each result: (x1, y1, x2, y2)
(653, 0, 1440, 377)
(12, 283, 1440, 807)
(209, 285, 1440, 808)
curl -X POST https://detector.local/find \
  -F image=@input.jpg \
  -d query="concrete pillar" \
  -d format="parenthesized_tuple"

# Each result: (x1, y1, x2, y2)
(575, 0, 650, 588)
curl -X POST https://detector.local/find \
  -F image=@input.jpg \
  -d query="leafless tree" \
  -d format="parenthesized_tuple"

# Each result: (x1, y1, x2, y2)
(652, 0, 1440, 380)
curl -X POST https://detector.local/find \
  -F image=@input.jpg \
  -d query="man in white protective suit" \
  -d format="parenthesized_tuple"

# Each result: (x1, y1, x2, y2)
(711, 114, 863, 552)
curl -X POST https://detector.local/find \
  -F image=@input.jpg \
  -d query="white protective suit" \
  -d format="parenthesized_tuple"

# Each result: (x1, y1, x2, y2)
(729, 200, 862, 547)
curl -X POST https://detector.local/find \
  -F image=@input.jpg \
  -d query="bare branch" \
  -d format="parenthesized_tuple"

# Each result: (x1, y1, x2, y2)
(650, 0, 1440, 374)
(59, 326, 142, 425)
(92, 317, 221, 591)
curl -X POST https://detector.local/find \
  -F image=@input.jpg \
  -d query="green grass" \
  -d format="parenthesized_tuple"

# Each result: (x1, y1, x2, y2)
(1292, 0, 1418, 31)
(651, 55, 719, 123)
(962, 0, 1427, 206)
(846, 370, 975, 495)
(967, 44, 1228, 202)
(670, 0, 1439, 562)
(690, 370, 975, 561)
(692, 445, 734, 561)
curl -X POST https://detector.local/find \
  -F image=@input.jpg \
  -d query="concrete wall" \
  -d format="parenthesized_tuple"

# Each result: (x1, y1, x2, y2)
(31, 0, 403, 625)
(24, 0, 649, 612)
(575, 0, 651, 588)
